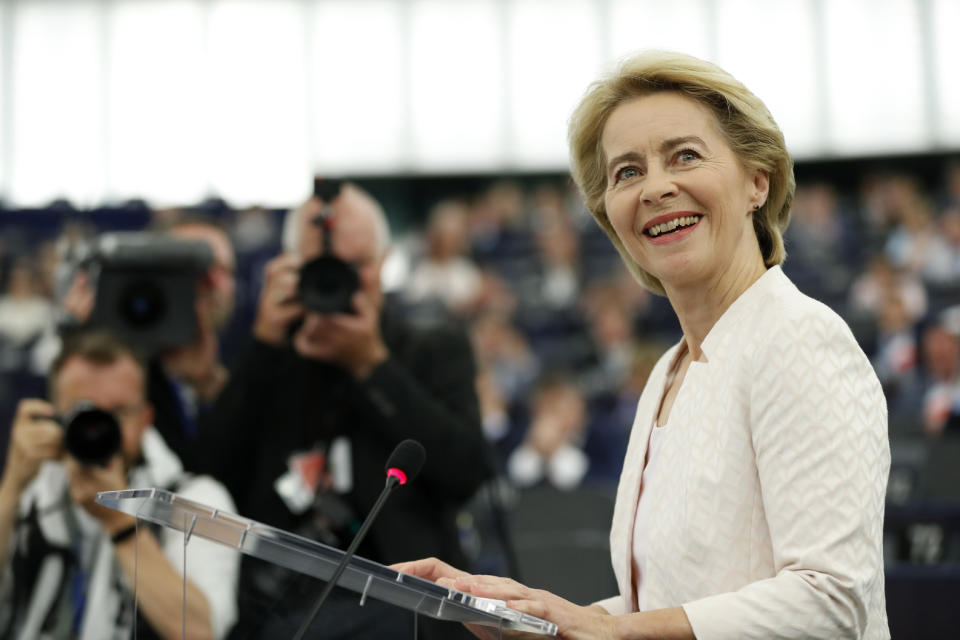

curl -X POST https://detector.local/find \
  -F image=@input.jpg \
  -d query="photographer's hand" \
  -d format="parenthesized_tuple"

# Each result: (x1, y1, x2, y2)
(0, 400, 63, 569)
(254, 254, 305, 346)
(293, 289, 389, 379)
(65, 454, 135, 535)
(0, 399, 62, 494)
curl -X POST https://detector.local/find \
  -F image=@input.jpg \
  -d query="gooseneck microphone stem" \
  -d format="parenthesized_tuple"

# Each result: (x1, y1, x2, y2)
(290, 476, 400, 640)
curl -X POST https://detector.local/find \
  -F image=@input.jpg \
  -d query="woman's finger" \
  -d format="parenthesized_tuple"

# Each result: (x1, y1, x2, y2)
(390, 557, 468, 583)
(453, 575, 532, 600)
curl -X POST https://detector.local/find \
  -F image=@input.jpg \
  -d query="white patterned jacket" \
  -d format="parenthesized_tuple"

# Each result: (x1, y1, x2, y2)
(596, 266, 890, 640)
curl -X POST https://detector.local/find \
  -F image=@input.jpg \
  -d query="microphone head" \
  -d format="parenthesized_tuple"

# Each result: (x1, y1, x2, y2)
(385, 439, 426, 486)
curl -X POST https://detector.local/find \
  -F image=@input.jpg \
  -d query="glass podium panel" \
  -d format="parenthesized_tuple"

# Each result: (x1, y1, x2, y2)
(96, 488, 557, 636)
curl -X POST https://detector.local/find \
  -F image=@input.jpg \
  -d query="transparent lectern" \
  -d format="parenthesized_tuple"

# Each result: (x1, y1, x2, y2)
(96, 488, 557, 636)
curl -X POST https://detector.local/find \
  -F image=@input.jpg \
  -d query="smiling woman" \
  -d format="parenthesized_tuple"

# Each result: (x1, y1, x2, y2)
(601, 92, 771, 297)
(397, 50, 891, 640)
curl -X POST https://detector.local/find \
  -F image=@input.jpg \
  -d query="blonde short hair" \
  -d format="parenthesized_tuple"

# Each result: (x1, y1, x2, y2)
(568, 50, 795, 295)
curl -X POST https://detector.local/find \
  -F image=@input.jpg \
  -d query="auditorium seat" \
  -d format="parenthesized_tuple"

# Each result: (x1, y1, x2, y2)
(507, 485, 617, 605)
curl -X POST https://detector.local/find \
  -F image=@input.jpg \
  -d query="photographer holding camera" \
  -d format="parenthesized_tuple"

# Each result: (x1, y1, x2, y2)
(196, 183, 491, 639)
(0, 330, 238, 640)
(40, 215, 238, 471)
(147, 216, 237, 469)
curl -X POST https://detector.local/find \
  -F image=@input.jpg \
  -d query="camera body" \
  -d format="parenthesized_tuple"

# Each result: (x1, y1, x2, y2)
(88, 232, 213, 353)
(62, 401, 122, 467)
(298, 255, 359, 314)
(296, 178, 360, 315)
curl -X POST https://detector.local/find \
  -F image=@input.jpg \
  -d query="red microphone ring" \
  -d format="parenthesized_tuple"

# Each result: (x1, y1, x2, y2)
(386, 468, 407, 485)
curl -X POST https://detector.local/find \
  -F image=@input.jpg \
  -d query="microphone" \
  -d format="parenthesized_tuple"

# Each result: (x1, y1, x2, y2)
(291, 439, 426, 640)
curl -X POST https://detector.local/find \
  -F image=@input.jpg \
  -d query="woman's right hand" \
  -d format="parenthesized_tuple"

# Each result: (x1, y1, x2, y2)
(391, 556, 471, 584)
(391, 558, 616, 640)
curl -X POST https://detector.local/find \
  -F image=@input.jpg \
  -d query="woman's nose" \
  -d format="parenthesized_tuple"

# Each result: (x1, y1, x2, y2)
(641, 166, 678, 206)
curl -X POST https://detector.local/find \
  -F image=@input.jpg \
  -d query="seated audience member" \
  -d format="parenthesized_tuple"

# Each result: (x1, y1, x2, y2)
(872, 291, 923, 427)
(531, 217, 582, 310)
(586, 341, 668, 484)
(920, 309, 960, 436)
(467, 180, 530, 266)
(923, 206, 960, 285)
(507, 374, 591, 490)
(0, 330, 238, 639)
(0, 256, 54, 350)
(469, 310, 539, 408)
(782, 182, 861, 291)
(938, 158, 960, 212)
(579, 282, 637, 398)
(849, 253, 928, 324)
(475, 366, 514, 445)
(404, 199, 483, 316)
(196, 183, 491, 640)
(884, 176, 939, 277)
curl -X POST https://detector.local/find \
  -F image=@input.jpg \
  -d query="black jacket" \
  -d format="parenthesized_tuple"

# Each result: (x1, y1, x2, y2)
(197, 310, 492, 568)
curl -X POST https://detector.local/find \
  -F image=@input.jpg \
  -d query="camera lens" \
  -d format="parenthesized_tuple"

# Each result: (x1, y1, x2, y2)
(298, 256, 360, 314)
(64, 405, 123, 467)
(117, 279, 167, 329)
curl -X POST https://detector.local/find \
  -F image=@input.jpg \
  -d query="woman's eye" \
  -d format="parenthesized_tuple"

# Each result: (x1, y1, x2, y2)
(614, 166, 641, 182)
(677, 149, 700, 163)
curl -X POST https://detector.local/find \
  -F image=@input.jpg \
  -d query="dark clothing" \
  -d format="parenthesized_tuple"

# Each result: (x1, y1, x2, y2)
(197, 311, 492, 639)
(147, 360, 202, 471)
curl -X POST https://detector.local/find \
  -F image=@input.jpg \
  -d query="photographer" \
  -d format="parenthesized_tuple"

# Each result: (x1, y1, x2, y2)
(40, 215, 238, 470)
(197, 183, 492, 639)
(148, 216, 237, 469)
(0, 330, 238, 639)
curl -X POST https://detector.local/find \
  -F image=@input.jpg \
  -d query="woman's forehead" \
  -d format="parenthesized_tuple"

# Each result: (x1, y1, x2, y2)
(602, 93, 720, 154)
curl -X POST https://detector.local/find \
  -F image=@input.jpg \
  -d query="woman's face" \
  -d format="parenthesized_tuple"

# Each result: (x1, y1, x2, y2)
(601, 92, 768, 294)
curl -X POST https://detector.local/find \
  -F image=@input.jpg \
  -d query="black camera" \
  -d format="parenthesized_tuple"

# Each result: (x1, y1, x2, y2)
(61, 402, 123, 467)
(87, 233, 213, 353)
(296, 179, 360, 315)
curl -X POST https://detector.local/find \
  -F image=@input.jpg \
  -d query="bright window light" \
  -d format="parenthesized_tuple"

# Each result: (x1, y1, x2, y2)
(9, 1, 104, 207)
(508, 0, 603, 169)
(0, 3, 7, 196)
(107, 1, 208, 206)
(205, 0, 311, 206)
(822, 0, 927, 155)
(932, 0, 960, 146)
(408, 0, 505, 171)
(608, 0, 712, 62)
(309, 1, 406, 176)
(715, 0, 821, 158)
(0, 0, 954, 208)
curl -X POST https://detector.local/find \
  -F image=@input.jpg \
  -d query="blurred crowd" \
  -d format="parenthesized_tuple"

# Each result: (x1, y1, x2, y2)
(2, 158, 960, 496)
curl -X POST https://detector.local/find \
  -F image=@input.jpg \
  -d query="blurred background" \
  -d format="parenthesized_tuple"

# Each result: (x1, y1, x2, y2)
(1, 0, 959, 635)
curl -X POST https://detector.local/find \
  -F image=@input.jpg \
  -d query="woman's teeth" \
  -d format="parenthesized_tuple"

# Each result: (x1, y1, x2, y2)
(646, 215, 701, 237)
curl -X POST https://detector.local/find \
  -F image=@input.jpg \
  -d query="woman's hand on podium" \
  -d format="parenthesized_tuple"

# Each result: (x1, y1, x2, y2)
(391, 558, 616, 640)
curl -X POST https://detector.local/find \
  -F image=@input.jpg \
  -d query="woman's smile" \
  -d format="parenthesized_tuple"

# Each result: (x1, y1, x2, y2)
(642, 212, 703, 244)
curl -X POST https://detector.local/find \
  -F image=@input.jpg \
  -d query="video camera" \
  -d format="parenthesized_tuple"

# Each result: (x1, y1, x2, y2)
(86, 232, 213, 353)
(297, 178, 360, 314)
